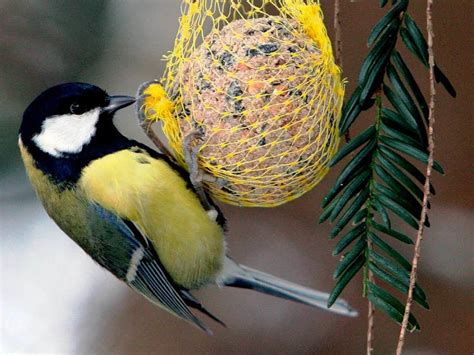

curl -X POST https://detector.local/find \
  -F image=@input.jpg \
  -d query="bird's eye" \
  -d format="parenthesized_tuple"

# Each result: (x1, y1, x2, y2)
(70, 103, 82, 114)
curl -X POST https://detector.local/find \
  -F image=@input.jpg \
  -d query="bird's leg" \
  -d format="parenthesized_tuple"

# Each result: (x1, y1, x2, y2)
(136, 81, 175, 161)
(182, 129, 218, 210)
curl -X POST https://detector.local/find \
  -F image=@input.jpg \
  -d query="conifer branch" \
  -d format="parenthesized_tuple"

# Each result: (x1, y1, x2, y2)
(322, 1, 454, 351)
(334, 0, 350, 142)
(396, 1, 436, 353)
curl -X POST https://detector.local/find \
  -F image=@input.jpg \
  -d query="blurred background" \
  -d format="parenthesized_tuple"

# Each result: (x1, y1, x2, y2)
(1, 1, 472, 353)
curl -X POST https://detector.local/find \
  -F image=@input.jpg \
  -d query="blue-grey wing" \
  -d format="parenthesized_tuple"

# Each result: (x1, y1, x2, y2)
(87, 204, 211, 333)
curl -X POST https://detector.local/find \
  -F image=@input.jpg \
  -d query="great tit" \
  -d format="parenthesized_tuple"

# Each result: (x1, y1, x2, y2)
(19, 82, 356, 333)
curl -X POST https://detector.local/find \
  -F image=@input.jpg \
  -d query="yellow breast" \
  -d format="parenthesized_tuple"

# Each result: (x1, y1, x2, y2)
(79, 148, 225, 288)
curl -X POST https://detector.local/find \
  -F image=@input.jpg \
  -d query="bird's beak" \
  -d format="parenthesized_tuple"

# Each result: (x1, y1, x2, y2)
(102, 95, 136, 114)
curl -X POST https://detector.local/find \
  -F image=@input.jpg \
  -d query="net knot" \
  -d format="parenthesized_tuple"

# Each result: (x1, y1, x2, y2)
(141, 83, 183, 161)
(142, 83, 175, 122)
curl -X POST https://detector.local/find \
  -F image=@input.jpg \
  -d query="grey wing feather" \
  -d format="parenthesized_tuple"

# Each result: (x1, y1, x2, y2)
(88, 204, 211, 333)
(127, 248, 212, 334)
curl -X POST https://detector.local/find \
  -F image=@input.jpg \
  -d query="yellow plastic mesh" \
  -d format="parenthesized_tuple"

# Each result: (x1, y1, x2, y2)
(141, 0, 344, 207)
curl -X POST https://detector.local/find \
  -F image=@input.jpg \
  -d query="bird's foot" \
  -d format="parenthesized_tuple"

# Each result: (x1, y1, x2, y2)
(182, 129, 216, 210)
(136, 80, 175, 160)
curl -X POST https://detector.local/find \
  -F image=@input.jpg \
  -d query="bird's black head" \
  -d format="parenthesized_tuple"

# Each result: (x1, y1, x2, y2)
(20, 82, 135, 159)
(19, 82, 136, 185)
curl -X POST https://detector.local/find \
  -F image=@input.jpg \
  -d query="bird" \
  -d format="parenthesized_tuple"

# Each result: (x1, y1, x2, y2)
(18, 82, 357, 333)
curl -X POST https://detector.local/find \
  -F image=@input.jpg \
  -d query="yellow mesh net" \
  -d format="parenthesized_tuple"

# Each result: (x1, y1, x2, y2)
(141, 0, 344, 207)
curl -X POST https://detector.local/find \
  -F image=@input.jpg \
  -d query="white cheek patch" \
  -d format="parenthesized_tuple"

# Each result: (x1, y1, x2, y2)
(32, 108, 100, 157)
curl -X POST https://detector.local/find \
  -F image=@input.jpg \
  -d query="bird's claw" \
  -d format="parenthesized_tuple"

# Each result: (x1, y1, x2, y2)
(182, 129, 215, 210)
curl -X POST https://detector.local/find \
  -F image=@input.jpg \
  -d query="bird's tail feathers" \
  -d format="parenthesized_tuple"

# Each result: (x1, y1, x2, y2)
(180, 290, 227, 328)
(219, 258, 357, 317)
